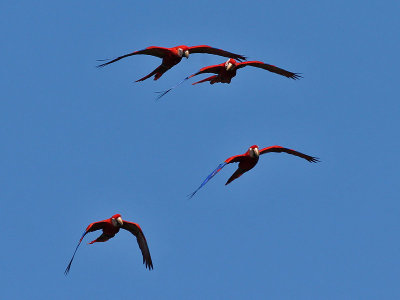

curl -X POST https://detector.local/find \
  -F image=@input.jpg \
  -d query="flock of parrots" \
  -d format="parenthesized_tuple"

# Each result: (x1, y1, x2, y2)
(65, 44, 319, 275)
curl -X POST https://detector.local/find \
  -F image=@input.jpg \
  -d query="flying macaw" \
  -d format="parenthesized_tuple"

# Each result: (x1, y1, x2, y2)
(97, 45, 246, 82)
(189, 145, 319, 198)
(65, 214, 153, 275)
(156, 58, 301, 99)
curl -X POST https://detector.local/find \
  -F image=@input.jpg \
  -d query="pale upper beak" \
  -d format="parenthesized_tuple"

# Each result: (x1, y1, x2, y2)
(254, 148, 259, 157)
(184, 50, 189, 59)
(226, 63, 233, 71)
(116, 217, 123, 226)
(250, 147, 259, 158)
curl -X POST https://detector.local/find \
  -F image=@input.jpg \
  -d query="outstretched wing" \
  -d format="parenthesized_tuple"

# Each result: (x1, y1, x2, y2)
(121, 221, 153, 270)
(189, 63, 226, 77)
(188, 154, 246, 198)
(64, 220, 107, 275)
(96, 46, 172, 68)
(236, 61, 302, 79)
(188, 45, 247, 61)
(259, 146, 319, 163)
(155, 63, 226, 100)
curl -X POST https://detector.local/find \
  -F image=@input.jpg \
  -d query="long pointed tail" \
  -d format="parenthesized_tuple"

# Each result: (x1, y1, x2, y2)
(188, 162, 227, 198)
(155, 76, 190, 100)
(64, 243, 81, 275)
(64, 230, 87, 275)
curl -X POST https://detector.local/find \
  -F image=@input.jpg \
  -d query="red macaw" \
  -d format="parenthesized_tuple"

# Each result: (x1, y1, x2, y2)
(189, 145, 319, 198)
(65, 214, 153, 275)
(97, 45, 246, 82)
(156, 58, 301, 99)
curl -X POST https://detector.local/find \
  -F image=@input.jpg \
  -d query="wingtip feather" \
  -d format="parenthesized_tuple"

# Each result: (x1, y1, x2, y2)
(95, 59, 111, 68)
(309, 156, 320, 163)
(291, 73, 303, 80)
(64, 261, 72, 276)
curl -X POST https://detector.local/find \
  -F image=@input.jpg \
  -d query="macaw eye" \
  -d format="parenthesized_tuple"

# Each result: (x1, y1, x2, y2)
(178, 48, 183, 57)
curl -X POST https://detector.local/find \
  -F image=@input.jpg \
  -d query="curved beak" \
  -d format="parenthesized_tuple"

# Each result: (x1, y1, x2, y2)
(116, 217, 123, 226)
(184, 50, 189, 59)
(254, 148, 259, 157)
(226, 63, 233, 71)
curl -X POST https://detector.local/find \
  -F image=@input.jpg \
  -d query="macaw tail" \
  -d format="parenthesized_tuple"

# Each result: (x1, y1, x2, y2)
(188, 162, 228, 199)
(64, 229, 87, 275)
(155, 76, 190, 100)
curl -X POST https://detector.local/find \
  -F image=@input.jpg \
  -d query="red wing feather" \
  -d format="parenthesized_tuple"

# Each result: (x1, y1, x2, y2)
(188, 45, 246, 61)
(225, 154, 246, 164)
(121, 221, 153, 270)
(80, 221, 108, 242)
(156, 63, 224, 99)
(189, 63, 226, 78)
(96, 46, 172, 68)
(259, 146, 319, 163)
(236, 61, 302, 79)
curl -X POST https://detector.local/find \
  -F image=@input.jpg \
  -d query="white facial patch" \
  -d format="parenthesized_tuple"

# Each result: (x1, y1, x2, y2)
(254, 148, 259, 156)
(178, 48, 183, 57)
(249, 148, 259, 158)
(225, 62, 233, 71)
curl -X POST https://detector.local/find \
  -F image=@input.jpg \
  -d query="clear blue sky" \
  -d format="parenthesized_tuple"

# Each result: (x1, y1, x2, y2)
(1, 1, 399, 299)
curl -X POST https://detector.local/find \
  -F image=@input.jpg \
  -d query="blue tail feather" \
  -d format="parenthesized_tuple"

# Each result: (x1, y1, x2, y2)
(188, 162, 227, 198)
(155, 76, 190, 101)
(64, 229, 87, 275)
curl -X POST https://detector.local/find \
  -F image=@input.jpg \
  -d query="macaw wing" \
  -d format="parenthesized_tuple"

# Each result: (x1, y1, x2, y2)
(225, 154, 246, 164)
(155, 63, 225, 100)
(133, 46, 172, 58)
(259, 146, 319, 163)
(236, 61, 302, 79)
(188, 45, 247, 61)
(64, 220, 107, 275)
(80, 220, 108, 241)
(96, 46, 172, 68)
(121, 221, 153, 270)
(190, 64, 225, 77)
(188, 154, 246, 198)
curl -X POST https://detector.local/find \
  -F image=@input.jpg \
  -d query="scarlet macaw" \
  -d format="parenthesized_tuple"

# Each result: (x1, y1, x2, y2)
(157, 58, 301, 99)
(189, 145, 319, 198)
(65, 214, 153, 275)
(97, 45, 246, 82)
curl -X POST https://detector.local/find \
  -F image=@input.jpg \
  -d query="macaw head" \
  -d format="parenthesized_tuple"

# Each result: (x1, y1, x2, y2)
(111, 214, 123, 227)
(224, 58, 237, 71)
(248, 145, 260, 158)
(177, 46, 190, 59)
